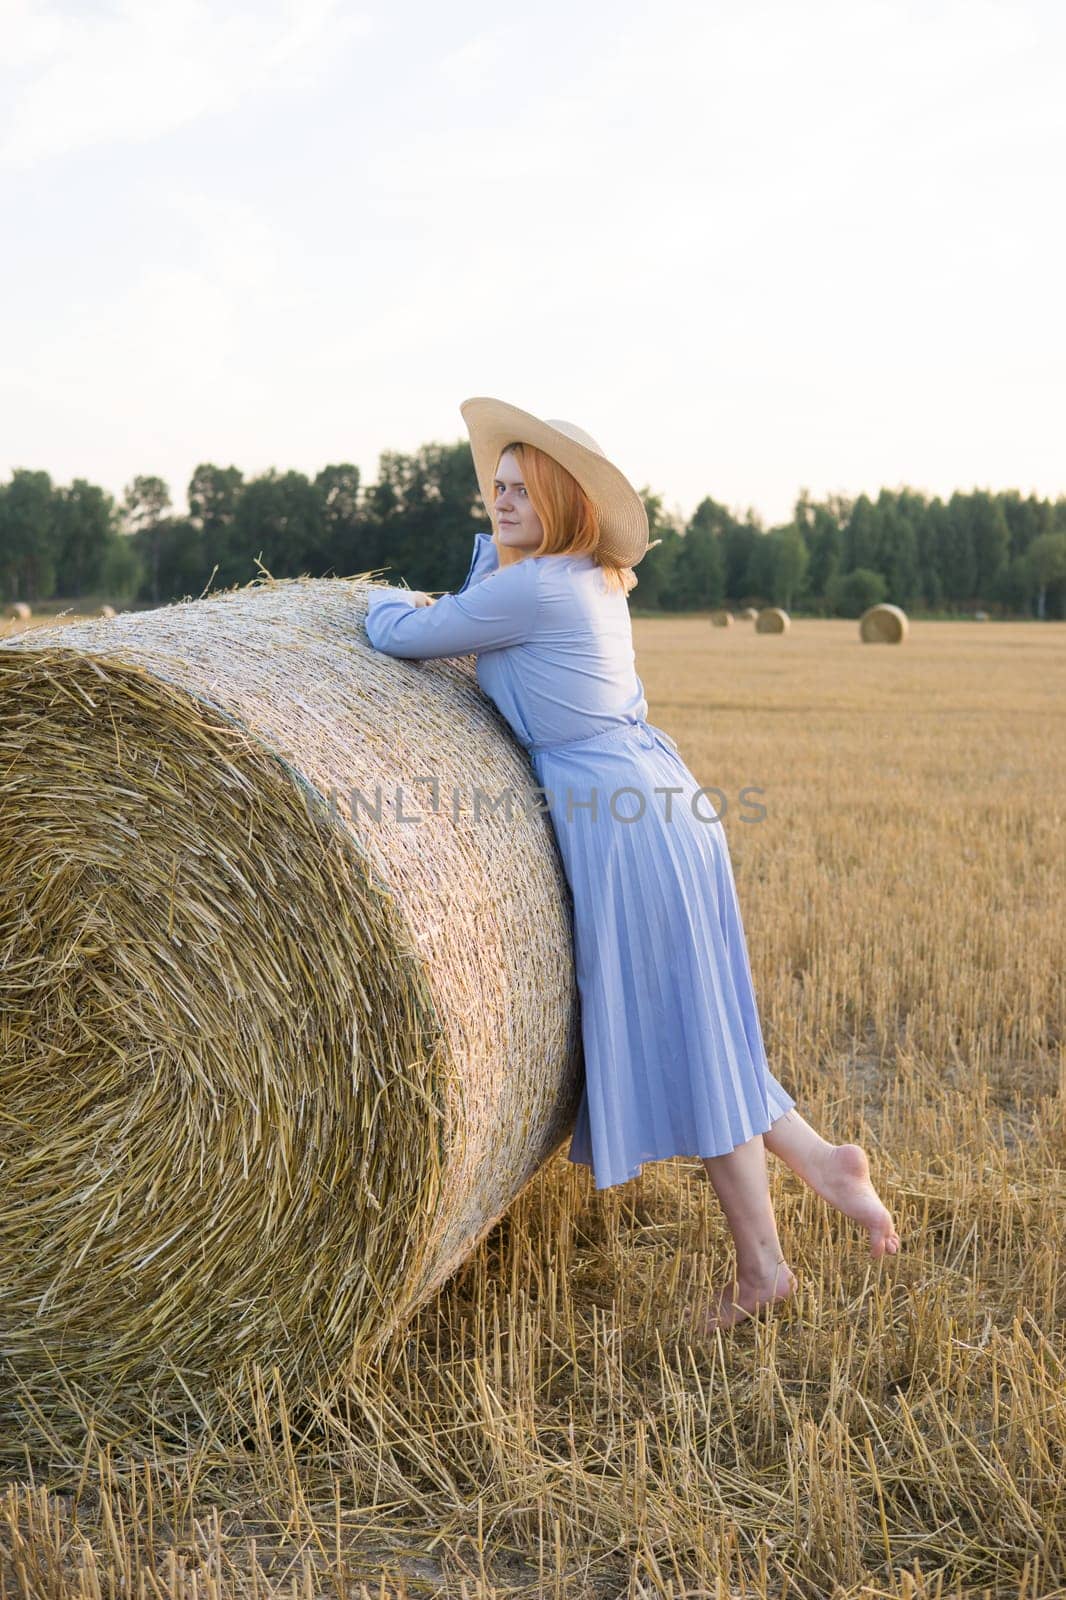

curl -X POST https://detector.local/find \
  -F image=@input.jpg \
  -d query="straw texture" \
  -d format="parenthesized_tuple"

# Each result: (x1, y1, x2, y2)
(0, 575, 582, 1436)
(859, 603, 909, 642)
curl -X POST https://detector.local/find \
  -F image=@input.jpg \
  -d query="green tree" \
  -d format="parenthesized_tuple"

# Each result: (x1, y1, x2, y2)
(188, 464, 244, 536)
(314, 464, 364, 574)
(720, 514, 765, 606)
(123, 475, 172, 604)
(670, 495, 728, 609)
(687, 495, 738, 542)
(0, 469, 57, 602)
(1001, 490, 1051, 560)
(970, 491, 1010, 598)
(917, 497, 947, 608)
(940, 493, 978, 608)
(152, 518, 213, 601)
(1024, 533, 1066, 621)
(184, 464, 244, 594)
(54, 479, 116, 598)
(226, 470, 324, 583)
(796, 490, 845, 609)
(100, 527, 145, 602)
(362, 439, 503, 593)
(766, 524, 809, 610)
(671, 524, 724, 609)
(827, 566, 887, 616)
(630, 488, 685, 610)
(875, 490, 921, 609)
(845, 495, 880, 572)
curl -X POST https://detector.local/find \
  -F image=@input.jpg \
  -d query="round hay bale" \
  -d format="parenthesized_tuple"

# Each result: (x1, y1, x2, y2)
(5, 601, 31, 620)
(0, 576, 581, 1441)
(859, 603, 909, 643)
(98, 602, 117, 618)
(738, 607, 758, 622)
(754, 607, 789, 633)
(709, 609, 733, 628)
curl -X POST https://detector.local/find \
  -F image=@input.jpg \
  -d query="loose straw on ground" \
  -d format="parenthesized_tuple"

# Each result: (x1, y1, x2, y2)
(0, 573, 582, 1444)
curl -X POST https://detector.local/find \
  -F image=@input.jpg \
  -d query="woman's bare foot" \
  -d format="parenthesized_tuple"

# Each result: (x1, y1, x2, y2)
(761, 1113, 902, 1260)
(813, 1143, 900, 1258)
(692, 1259, 798, 1333)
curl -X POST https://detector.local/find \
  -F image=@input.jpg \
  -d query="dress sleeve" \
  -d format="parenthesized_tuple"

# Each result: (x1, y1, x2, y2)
(456, 530, 500, 593)
(364, 557, 538, 660)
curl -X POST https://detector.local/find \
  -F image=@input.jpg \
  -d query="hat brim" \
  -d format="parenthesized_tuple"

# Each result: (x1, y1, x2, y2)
(459, 397, 650, 567)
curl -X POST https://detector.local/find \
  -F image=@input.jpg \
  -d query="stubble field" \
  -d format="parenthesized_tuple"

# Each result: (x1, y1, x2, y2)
(1, 613, 1063, 1599)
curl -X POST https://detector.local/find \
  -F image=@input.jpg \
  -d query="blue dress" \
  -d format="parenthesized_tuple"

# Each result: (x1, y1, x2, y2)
(364, 531, 796, 1189)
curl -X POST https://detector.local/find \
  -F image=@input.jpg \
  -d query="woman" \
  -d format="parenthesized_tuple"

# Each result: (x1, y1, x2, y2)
(364, 398, 900, 1331)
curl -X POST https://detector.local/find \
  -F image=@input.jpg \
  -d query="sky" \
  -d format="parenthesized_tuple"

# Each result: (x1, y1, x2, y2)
(1, 0, 1063, 529)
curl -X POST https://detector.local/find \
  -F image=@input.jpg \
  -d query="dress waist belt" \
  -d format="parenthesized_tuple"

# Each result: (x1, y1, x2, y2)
(528, 719, 679, 759)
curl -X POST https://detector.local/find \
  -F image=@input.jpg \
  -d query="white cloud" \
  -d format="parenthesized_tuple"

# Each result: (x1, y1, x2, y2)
(435, 25, 519, 90)
(0, 0, 1063, 522)
(0, 0, 374, 168)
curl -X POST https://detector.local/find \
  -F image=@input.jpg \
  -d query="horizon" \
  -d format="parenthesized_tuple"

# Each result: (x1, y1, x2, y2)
(4, 448, 1060, 537)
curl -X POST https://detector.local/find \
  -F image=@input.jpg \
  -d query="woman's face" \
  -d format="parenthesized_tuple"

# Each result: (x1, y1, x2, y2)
(493, 449, 544, 555)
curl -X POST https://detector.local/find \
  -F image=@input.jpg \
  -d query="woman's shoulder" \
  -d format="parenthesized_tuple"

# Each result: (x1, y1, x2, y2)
(483, 552, 539, 586)
(530, 554, 619, 596)
(527, 553, 600, 580)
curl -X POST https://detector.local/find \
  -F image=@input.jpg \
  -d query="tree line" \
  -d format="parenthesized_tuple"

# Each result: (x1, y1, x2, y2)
(2, 440, 1065, 619)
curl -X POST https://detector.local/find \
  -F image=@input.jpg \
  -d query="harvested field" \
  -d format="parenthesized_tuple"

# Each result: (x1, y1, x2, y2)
(1, 616, 1063, 1599)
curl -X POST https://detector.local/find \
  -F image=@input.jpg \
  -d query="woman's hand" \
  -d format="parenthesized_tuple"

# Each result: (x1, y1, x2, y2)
(408, 592, 437, 608)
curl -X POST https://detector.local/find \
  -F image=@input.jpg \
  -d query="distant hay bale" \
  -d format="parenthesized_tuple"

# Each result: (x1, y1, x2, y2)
(859, 603, 909, 643)
(975, 610, 989, 622)
(0, 576, 581, 1440)
(98, 603, 117, 618)
(738, 607, 758, 622)
(709, 609, 733, 628)
(5, 602, 31, 620)
(754, 607, 789, 633)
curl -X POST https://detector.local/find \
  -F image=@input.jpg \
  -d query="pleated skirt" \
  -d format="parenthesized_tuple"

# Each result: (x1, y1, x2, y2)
(529, 720, 796, 1190)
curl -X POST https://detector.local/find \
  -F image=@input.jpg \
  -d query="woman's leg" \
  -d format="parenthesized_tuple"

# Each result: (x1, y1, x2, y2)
(762, 1107, 900, 1259)
(696, 1133, 798, 1330)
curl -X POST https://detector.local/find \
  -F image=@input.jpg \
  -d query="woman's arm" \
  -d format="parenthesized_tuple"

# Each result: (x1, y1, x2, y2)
(365, 555, 538, 660)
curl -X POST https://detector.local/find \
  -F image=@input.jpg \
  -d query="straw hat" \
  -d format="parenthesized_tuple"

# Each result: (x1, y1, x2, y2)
(460, 397, 655, 567)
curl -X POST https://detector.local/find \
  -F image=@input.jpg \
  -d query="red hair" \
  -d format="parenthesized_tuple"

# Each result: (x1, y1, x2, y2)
(495, 441, 638, 597)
